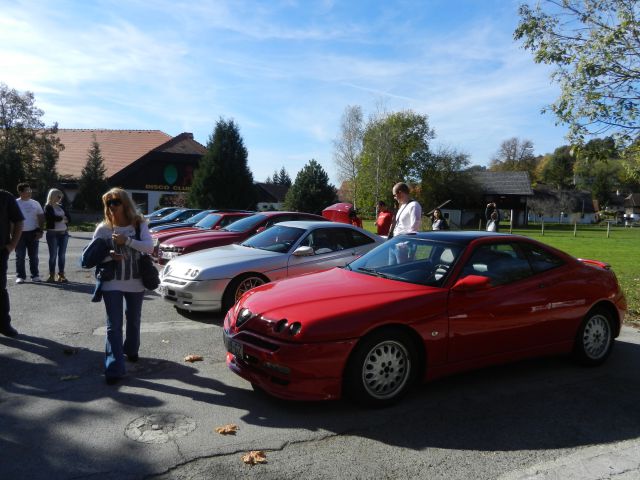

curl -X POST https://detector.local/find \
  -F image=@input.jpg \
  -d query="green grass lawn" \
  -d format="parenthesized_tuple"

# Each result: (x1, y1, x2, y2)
(362, 220, 639, 325)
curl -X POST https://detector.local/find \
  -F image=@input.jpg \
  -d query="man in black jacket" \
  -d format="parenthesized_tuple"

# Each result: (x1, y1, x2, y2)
(0, 189, 24, 336)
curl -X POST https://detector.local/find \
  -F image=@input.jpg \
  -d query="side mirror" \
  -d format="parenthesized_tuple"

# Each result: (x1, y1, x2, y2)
(292, 246, 314, 257)
(451, 275, 492, 292)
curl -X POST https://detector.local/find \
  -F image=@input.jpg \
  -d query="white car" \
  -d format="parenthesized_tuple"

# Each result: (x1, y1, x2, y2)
(159, 221, 383, 312)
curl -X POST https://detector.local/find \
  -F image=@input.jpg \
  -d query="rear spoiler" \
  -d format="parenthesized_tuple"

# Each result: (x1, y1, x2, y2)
(577, 258, 611, 270)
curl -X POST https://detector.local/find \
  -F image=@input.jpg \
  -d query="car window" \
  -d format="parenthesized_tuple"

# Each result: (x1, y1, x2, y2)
(461, 243, 534, 286)
(223, 214, 267, 232)
(300, 228, 337, 254)
(242, 225, 305, 253)
(348, 237, 463, 287)
(349, 230, 375, 248)
(520, 243, 565, 273)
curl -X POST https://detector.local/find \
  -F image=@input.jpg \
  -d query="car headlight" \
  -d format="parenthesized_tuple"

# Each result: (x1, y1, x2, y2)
(162, 264, 172, 277)
(184, 268, 200, 278)
(236, 308, 253, 327)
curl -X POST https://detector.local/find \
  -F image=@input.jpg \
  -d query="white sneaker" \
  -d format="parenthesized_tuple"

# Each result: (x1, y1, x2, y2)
(32, 276, 42, 282)
(16, 278, 25, 284)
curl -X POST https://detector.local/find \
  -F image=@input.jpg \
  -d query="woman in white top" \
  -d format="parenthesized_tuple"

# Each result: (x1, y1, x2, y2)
(92, 188, 153, 385)
(44, 188, 70, 282)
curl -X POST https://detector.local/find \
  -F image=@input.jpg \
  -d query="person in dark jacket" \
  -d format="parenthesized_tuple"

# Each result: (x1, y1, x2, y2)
(0, 189, 23, 337)
(44, 188, 71, 282)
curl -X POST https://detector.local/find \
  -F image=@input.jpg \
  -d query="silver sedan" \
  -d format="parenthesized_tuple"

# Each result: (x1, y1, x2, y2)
(159, 221, 383, 312)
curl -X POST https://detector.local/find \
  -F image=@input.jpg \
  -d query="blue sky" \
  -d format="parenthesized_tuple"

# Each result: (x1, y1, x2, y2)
(0, 0, 567, 185)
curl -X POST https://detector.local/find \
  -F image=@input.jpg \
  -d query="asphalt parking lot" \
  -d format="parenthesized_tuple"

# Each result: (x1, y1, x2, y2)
(1, 232, 640, 480)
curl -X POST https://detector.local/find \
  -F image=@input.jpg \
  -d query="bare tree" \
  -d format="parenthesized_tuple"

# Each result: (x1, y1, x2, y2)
(489, 137, 539, 180)
(333, 105, 364, 208)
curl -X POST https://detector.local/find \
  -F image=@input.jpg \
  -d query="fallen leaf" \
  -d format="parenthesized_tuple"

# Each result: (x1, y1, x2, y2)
(60, 375, 80, 381)
(241, 450, 267, 466)
(184, 354, 204, 363)
(215, 424, 238, 435)
(161, 339, 169, 343)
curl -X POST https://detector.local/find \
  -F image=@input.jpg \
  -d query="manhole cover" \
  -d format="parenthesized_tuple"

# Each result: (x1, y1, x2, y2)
(125, 413, 196, 443)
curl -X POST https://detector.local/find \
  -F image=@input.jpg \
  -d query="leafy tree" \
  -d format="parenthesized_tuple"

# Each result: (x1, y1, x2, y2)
(74, 136, 109, 210)
(573, 137, 621, 206)
(418, 146, 483, 213)
(284, 159, 337, 214)
(0, 83, 62, 195)
(334, 105, 364, 208)
(189, 118, 256, 210)
(489, 137, 540, 180)
(536, 145, 576, 189)
(515, 0, 640, 146)
(357, 110, 435, 212)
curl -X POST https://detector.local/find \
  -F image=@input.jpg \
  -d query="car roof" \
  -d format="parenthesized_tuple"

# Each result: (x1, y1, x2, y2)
(410, 231, 520, 246)
(258, 211, 325, 218)
(274, 220, 360, 230)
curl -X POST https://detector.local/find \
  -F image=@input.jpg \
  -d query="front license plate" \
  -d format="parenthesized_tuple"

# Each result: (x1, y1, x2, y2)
(161, 251, 173, 260)
(223, 332, 243, 358)
(158, 285, 167, 296)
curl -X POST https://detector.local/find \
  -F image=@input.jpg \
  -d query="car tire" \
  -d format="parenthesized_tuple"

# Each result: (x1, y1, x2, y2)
(222, 273, 268, 312)
(344, 328, 418, 407)
(573, 307, 614, 366)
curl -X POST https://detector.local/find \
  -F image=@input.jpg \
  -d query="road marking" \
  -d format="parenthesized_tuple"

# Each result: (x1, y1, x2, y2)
(93, 320, 215, 335)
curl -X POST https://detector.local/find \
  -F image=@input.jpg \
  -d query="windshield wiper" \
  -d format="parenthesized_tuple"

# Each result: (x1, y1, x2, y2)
(357, 267, 391, 279)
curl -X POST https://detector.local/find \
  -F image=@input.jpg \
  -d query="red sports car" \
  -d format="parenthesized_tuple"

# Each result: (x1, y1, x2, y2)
(157, 211, 327, 265)
(223, 232, 626, 406)
(151, 211, 252, 262)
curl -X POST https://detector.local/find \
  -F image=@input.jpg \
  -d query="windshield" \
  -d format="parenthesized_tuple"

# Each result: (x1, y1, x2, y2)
(222, 214, 267, 233)
(348, 236, 463, 287)
(159, 209, 189, 221)
(195, 214, 222, 229)
(241, 225, 306, 253)
(184, 210, 211, 223)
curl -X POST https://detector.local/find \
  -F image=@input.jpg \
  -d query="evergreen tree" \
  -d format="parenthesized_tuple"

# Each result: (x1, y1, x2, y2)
(276, 166, 292, 187)
(284, 160, 337, 214)
(75, 136, 109, 210)
(189, 118, 256, 209)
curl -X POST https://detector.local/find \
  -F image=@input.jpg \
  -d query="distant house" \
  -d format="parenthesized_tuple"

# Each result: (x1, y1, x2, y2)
(255, 182, 288, 211)
(624, 193, 640, 221)
(54, 129, 206, 213)
(529, 186, 597, 224)
(464, 171, 534, 227)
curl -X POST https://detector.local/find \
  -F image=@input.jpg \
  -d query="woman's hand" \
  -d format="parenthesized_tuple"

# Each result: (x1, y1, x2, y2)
(112, 233, 128, 246)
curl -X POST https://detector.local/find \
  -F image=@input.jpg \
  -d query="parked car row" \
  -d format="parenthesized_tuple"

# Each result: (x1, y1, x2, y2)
(148, 206, 627, 408)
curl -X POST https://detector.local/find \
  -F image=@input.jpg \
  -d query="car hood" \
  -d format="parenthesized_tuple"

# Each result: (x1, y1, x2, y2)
(153, 227, 199, 241)
(164, 244, 283, 280)
(231, 267, 446, 342)
(163, 230, 245, 247)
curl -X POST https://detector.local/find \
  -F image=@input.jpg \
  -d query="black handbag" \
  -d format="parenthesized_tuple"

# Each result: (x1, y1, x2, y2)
(136, 223, 160, 290)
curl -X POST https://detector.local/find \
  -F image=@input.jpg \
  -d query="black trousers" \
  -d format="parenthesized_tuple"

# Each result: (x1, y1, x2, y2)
(0, 248, 11, 328)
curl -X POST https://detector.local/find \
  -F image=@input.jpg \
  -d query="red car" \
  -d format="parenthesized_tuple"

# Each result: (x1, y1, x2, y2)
(151, 211, 252, 261)
(223, 232, 626, 406)
(157, 211, 327, 265)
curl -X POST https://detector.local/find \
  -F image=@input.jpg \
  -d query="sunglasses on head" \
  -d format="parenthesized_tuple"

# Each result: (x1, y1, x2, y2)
(106, 199, 122, 207)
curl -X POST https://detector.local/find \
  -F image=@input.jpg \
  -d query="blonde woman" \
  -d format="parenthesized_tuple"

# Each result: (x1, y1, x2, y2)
(92, 188, 153, 385)
(44, 188, 71, 282)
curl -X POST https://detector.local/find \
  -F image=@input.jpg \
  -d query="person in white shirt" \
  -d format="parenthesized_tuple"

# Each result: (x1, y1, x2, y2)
(389, 182, 422, 264)
(391, 182, 422, 236)
(92, 188, 153, 385)
(15, 183, 44, 283)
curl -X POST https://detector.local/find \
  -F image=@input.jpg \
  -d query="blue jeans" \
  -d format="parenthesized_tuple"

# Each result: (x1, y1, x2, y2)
(102, 290, 144, 378)
(46, 231, 68, 275)
(15, 230, 40, 279)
